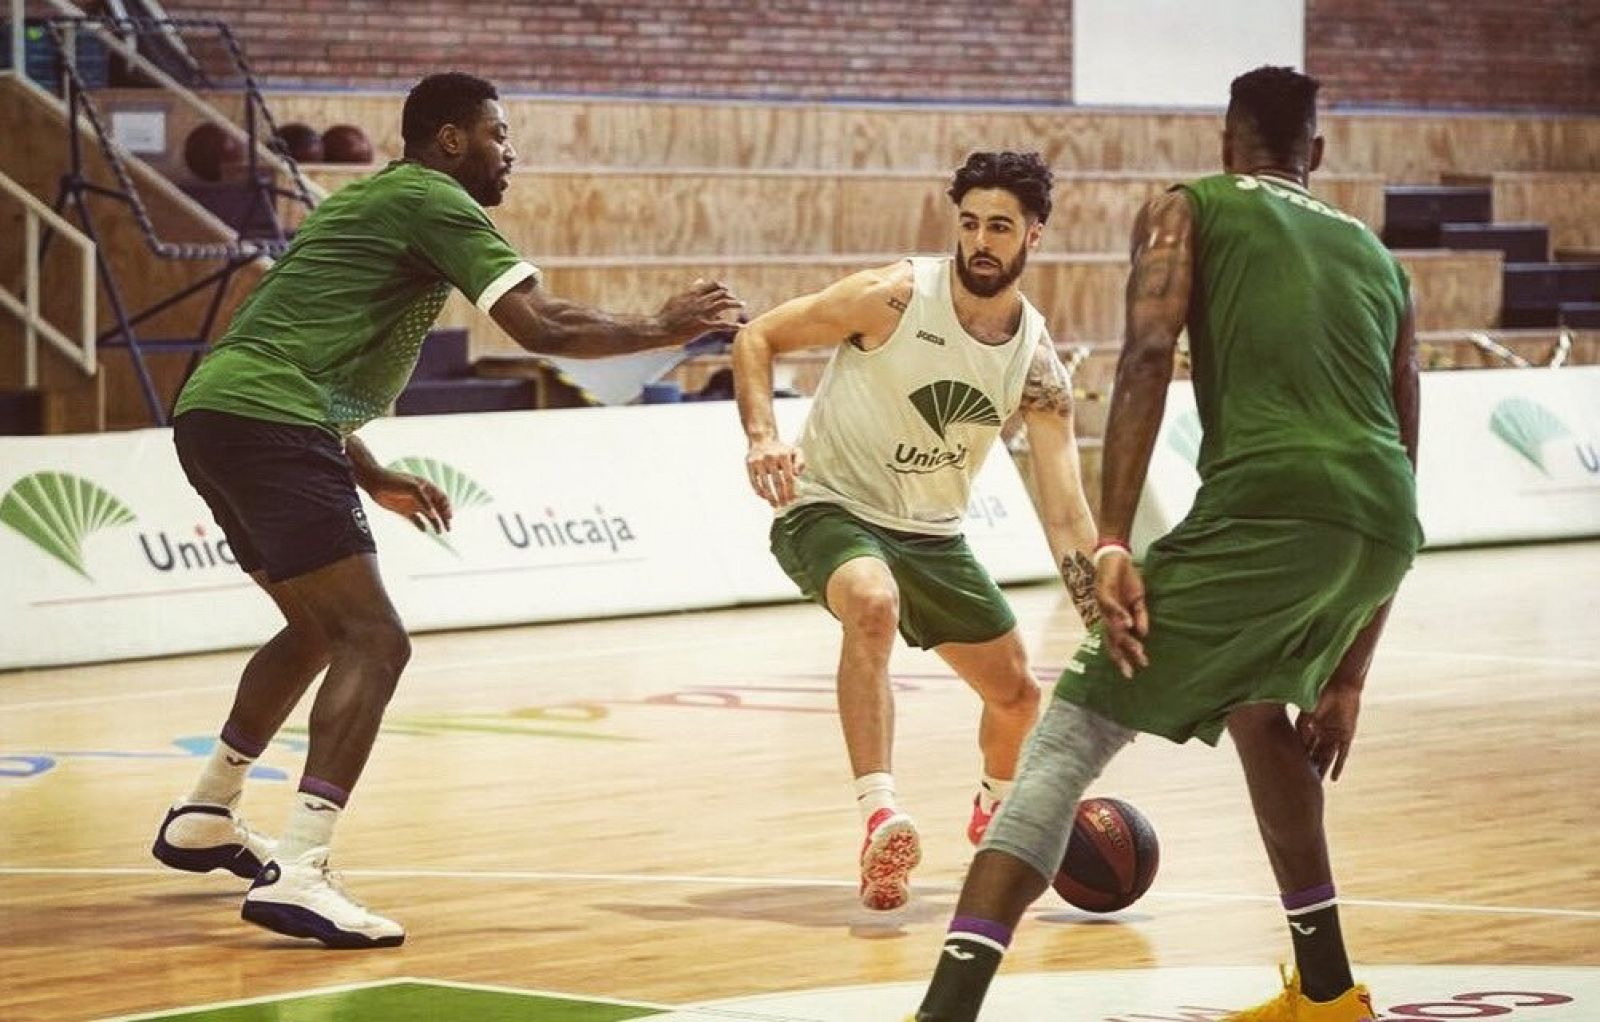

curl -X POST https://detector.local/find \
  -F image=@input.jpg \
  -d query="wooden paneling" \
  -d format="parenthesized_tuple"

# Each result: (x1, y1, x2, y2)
(1397, 249, 1503, 332)
(307, 167, 1382, 259)
(0, 78, 269, 431)
(267, 92, 1600, 182)
(1445, 172, 1600, 253)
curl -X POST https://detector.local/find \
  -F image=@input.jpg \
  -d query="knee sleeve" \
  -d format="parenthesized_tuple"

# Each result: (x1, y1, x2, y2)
(979, 698, 1134, 879)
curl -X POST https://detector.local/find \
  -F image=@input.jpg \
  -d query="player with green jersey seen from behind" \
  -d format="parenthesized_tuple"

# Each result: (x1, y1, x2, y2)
(152, 72, 741, 948)
(910, 67, 1419, 1022)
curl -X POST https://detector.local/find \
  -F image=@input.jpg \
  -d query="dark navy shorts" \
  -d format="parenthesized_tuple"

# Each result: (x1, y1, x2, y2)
(173, 409, 376, 582)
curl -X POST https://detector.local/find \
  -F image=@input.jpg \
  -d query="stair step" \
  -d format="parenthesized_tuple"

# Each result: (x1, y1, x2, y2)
(1502, 262, 1600, 307)
(1439, 222, 1549, 263)
(394, 378, 535, 417)
(1383, 185, 1493, 247)
(1560, 302, 1600, 329)
(0, 389, 44, 436)
(414, 328, 471, 381)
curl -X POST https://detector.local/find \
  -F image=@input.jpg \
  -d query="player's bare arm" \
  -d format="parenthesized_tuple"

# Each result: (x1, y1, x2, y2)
(344, 435, 451, 533)
(489, 276, 743, 358)
(1098, 190, 1195, 677)
(733, 262, 914, 507)
(1296, 290, 1420, 781)
(1017, 336, 1100, 628)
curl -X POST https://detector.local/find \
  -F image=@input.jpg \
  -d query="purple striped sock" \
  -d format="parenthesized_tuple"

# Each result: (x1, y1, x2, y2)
(298, 775, 351, 808)
(949, 915, 1013, 949)
(1282, 882, 1337, 913)
(219, 722, 266, 760)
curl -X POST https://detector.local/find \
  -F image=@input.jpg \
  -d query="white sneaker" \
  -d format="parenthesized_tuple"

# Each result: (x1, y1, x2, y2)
(241, 847, 404, 948)
(151, 801, 275, 880)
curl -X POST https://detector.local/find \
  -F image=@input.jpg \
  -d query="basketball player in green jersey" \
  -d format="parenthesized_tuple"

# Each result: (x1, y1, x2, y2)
(735, 152, 1102, 913)
(150, 72, 741, 948)
(910, 67, 1418, 1022)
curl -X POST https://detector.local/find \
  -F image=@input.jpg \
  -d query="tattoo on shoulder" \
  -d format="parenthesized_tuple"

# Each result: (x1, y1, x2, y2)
(887, 296, 907, 312)
(1020, 344, 1073, 415)
(1061, 551, 1101, 629)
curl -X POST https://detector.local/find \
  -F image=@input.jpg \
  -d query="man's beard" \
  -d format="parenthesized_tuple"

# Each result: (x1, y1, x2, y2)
(954, 244, 1027, 298)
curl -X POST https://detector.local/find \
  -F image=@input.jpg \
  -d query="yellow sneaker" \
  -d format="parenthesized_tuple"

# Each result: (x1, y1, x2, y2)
(1226, 966, 1376, 1021)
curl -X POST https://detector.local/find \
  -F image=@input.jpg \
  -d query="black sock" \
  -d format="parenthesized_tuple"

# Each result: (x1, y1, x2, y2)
(1284, 887, 1354, 1002)
(916, 919, 1011, 1022)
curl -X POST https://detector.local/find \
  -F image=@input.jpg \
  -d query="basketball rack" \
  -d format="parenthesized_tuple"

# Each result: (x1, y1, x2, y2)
(38, 16, 319, 426)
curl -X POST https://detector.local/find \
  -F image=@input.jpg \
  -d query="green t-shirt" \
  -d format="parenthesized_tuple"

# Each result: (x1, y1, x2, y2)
(176, 161, 537, 436)
(1176, 172, 1421, 553)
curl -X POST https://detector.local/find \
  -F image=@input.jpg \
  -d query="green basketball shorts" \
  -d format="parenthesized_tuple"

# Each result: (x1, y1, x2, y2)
(1055, 516, 1413, 745)
(770, 502, 1017, 650)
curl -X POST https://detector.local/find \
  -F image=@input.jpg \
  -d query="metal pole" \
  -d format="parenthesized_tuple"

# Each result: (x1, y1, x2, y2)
(80, 227, 96, 373)
(25, 213, 39, 388)
(8, 0, 22, 83)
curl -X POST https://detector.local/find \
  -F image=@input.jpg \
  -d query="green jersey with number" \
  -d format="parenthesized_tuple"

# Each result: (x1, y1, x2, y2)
(176, 161, 538, 437)
(1175, 172, 1420, 553)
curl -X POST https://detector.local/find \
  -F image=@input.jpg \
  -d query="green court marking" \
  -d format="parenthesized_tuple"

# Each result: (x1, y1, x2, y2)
(100, 980, 664, 1022)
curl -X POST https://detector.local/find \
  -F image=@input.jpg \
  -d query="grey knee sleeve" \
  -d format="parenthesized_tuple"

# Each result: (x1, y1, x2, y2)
(979, 697, 1135, 880)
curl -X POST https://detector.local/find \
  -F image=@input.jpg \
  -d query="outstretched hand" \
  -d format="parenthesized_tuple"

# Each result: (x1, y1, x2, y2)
(1296, 681, 1362, 782)
(658, 278, 744, 341)
(363, 470, 452, 534)
(1095, 553, 1149, 679)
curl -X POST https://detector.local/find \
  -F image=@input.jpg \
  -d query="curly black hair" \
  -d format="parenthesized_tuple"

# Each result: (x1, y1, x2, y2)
(946, 151, 1054, 224)
(1228, 66, 1321, 164)
(402, 72, 499, 152)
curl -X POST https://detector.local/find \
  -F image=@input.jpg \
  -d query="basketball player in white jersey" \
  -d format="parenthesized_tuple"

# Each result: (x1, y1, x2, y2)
(733, 151, 1101, 911)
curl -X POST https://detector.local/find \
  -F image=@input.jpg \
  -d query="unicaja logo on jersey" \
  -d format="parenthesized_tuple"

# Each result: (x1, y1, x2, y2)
(386, 456, 494, 555)
(0, 471, 136, 580)
(889, 380, 998, 475)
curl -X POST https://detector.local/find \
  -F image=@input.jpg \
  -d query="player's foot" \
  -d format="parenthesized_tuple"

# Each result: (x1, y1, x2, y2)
(151, 801, 274, 880)
(859, 808, 921, 911)
(966, 794, 997, 846)
(1226, 966, 1375, 1021)
(241, 847, 404, 948)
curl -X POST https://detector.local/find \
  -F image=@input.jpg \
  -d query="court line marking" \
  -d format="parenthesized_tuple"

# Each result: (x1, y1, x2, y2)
(90, 978, 409, 1022)
(414, 977, 827, 1021)
(6, 864, 1599, 921)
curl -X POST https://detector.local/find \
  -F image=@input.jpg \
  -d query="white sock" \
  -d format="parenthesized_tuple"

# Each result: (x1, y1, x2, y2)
(853, 771, 897, 824)
(185, 738, 255, 807)
(274, 792, 342, 860)
(978, 775, 1014, 814)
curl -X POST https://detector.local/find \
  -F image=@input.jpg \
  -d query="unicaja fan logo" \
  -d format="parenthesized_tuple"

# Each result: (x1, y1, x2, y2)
(385, 456, 493, 555)
(890, 380, 999, 475)
(0, 471, 136, 580)
(1489, 398, 1599, 478)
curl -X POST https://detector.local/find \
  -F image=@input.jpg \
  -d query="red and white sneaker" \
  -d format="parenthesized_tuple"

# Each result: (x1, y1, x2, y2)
(859, 808, 921, 911)
(967, 795, 998, 847)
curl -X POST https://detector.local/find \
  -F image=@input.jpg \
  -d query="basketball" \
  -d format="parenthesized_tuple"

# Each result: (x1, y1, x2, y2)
(1053, 797, 1160, 913)
(182, 122, 242, 182)
(322, 123, 374, 163)
(273, 122, 323, 163)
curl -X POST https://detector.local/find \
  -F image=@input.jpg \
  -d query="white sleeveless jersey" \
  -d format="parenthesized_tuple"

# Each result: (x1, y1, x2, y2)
(788, 256, 1044, 535)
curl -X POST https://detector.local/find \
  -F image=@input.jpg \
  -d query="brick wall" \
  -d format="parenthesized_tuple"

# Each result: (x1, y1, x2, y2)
(155, 0, 1595, 112)
(1306, 0, 1598, 112)
(157, 0, 1072, 103)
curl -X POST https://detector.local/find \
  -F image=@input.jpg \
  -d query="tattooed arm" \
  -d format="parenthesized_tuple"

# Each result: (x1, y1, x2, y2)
(1096, 189, 1195, 677)
(1018, 336, 1101, 627)
(732, 261, 913, 507)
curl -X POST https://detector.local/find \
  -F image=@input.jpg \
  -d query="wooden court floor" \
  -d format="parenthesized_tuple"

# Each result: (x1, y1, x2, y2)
(1, 540, 1597, 1021)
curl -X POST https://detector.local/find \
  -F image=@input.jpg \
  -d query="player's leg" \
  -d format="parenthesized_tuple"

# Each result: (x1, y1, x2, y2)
(825, 555, 922, 910)
(153, 570, 330, 879)
(242, 550, 410, 948)
(912, 696, 1133, 1022)
(934, 628, 1040, 844)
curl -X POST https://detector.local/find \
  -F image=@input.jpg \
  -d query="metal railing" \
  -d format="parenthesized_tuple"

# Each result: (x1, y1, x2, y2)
(0, 168, 97, 386)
